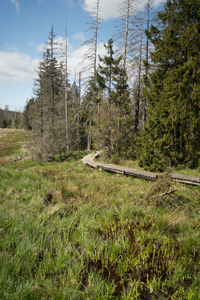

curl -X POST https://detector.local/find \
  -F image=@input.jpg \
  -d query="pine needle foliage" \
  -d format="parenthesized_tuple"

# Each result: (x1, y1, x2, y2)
(137, 0, 200, 171)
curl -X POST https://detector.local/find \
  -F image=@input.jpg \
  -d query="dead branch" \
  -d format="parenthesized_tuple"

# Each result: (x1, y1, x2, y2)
(152, 188, 178, 199)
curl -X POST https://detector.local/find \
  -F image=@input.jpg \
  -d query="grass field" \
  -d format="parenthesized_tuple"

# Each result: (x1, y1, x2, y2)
(0, 129, 26, 162)
(0, 129, 200, 299)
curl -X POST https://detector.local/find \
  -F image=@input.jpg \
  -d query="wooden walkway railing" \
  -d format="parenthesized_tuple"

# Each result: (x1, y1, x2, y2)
(81, 152, 200, 186)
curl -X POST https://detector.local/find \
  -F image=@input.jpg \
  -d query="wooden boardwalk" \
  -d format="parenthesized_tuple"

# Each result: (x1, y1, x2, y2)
(81, 152, 200, 186)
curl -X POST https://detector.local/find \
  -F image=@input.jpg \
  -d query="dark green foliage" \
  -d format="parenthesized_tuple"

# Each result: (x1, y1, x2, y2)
(93, 39, 132, 156)
(23, 98, 35, 130)
(0, 109, 22, 129)
(137, 0, 200, 171)
(2, 119, 11, 128)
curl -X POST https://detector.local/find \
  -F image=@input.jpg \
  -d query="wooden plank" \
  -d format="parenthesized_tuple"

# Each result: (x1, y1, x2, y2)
(172, 173, 200, 185)
(81, 152, 200, 186)
(98, 165, 125, 174)
(173, 179, 200, 186)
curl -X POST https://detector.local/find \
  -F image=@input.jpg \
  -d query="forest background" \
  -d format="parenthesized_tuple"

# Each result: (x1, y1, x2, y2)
(2, 0, 200, 172)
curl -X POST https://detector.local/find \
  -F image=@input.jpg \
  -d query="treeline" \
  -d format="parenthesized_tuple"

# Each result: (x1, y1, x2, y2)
(23, 29, 86, 161)
(24, 0, 200, 170)
(0, 107, 23, 129)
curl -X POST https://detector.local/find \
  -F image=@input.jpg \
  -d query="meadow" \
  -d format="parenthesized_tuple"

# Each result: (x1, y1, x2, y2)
(0, 129, 200, 299)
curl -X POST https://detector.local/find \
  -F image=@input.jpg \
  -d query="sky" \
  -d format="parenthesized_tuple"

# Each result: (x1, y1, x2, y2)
(0, 0, 165, 111)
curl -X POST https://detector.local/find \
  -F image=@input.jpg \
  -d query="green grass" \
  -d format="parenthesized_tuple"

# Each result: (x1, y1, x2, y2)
(0, 129, 200, 299)
(173, 166, 200, 177)
(95, 153, 143, 170)
(0, 129, 26, 159)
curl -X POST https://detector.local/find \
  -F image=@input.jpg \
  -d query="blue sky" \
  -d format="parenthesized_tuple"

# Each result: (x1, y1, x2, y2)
(0, 0, 164, 110)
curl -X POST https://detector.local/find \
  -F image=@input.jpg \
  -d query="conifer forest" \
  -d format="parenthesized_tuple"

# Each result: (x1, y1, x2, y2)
(23, 0, 200, 171)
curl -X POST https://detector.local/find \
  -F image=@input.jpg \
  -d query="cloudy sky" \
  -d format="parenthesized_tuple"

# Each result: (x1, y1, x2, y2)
(0, 0, 165, 110)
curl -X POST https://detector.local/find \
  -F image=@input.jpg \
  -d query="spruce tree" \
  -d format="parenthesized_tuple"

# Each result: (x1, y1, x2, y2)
(31, 28, 66, 160)
(95, 39, 131, 155)
(23, 98, 35, 130)
(137, 0, 200, 171)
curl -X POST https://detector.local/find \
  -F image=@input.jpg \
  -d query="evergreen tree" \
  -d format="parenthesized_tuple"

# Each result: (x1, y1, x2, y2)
(81, 77, 99, 150)
(137, 0, 200, 171)
(23, 98, 35, 130)
(94, 39, 131, 155)
(31, 28, 66, 160)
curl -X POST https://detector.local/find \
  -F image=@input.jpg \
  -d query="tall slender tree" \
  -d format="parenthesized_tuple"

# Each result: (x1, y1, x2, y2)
(95, 39, 131, 155)
(30, 27, 66, 160)
(64, 24, 69, 152)
(134, 29, 144, 133)
(115, 0, 138, 74)
(82, 0, 102, 150)
(143, 0, 158, 124)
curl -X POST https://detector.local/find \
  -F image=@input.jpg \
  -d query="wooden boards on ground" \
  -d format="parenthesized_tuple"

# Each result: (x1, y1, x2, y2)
(81, 152, 200, 186)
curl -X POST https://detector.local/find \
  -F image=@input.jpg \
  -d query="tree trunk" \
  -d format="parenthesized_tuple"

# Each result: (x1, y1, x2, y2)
(134, 34, 143, 133)
(64, 24, 69, 152)
(124, 0, 131, 69)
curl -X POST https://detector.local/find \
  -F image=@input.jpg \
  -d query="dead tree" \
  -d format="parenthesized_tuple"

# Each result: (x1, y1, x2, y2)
(64, 24, 69, 152)
(115, 0, 138, 75)
(134, 29, 144, 133)
(143, 0, 157, 124)
(82, 0, 102, 151)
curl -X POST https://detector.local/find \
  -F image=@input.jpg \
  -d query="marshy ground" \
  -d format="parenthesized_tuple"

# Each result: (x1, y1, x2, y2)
(0, 129, 200, 299)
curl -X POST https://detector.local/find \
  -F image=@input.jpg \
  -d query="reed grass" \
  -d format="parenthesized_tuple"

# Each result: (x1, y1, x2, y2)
(0, 129, 199, 299)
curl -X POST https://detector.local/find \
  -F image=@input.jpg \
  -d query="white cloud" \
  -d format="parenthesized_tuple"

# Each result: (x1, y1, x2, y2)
(0, 39, 108, 85)
(0, 51, 39, 84)
(10, 0, 20, 12)
(83, 0, 120, 19)
(82, 0, 165, 20)
(73, 32, 86, 42)
(36, 37, 110, 81)
(67, 42, 106, 80)
(55, 36, 72, 54)
(37, 43, 46, 52)
(37, 37, 72, 54)
(152, 0, 165, 8)
(36, 36, 105, 79)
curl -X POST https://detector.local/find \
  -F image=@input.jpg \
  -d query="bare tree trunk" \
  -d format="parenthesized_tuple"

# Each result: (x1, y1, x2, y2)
(77, 71, 81, 143)
(143, 0, 151, 124)
(39, 67, 44, 139)
(87, 0, 100, 151)
(64, 24, 69, 152)
(94, 0, 100, 74)
(87, 119, 92, 151)
(134, 33, 143, 133)
(97, 102, 100, 130)
(145, 1, 150, 76)
(49, 27, 55, 129)
(124, 0, 130, 69)
(40, 89, 44, 139)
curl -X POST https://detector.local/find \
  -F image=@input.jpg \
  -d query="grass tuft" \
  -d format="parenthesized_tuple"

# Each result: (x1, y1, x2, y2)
(0, 129, 200, 299)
